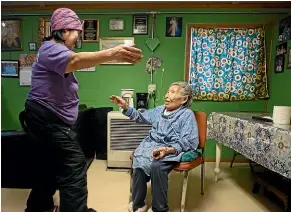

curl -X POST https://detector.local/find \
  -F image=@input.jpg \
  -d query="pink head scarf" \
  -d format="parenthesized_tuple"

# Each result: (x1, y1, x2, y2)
(50, 8, 83, 32)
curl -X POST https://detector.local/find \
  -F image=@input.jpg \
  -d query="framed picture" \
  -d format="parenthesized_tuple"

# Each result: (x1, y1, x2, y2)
(276, 42, 287, 55)
(99, 37, 134, 64)
(166, 17, 182, 37)
(75, 33, 82, 49)
(75, 39, 82, 49)
(278, 15, 291, 43)
(83, 19, 99, 42)
(109, 19, 124, 31)
(38, 17, 50, 48)
(1, 60, 19, 77)
(45, 20, 51, 37)
(287, 48, 291, 69)
(132, 15, 148, 35)
(275, 55, 285, 74)
(29, 42, 37, 51)
(1, 19, 23, 51)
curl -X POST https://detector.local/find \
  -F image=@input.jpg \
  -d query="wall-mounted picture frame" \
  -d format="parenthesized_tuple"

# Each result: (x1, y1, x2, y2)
(1, 19, 23, 51)
(99, 37, 134, 64)
(132, 15, 148, 35)
(109, 19, 124, 31)
(83, 19, 99, 42)
(278, 15, 291, 43)
(45, 20, 51, 37)
(75, 39, 82, 49)
(287, 48, 291, 69)
(275, 55, 285, 74)
(38, 17, 50, 48)
(166, 17, 183, 37)
(276, 42, 287, 55)
(1, 60, 20, 77)
(28, 42, 37, 51)
(75, 33, 83, 49)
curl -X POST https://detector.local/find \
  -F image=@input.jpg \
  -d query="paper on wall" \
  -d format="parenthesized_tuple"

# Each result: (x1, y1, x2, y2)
(19, 54, 36, 86)
(20, 67, 32, 86)
(124, 40, 134, 45)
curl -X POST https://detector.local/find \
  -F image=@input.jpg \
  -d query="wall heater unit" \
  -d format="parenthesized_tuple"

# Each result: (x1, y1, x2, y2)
(107, 111, 152, 168)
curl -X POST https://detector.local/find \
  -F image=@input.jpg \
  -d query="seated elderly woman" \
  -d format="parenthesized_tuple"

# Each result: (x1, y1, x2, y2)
(110, 81, 199, 212)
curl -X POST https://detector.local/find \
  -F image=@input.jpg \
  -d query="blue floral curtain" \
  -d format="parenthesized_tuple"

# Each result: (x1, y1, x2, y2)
(189, 27, 268, 101)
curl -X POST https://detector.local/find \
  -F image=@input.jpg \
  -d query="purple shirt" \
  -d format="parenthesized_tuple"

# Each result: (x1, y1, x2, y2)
(27, 41, 79, 125)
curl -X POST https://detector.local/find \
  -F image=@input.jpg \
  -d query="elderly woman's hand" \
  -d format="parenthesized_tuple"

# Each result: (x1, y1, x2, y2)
(152, 147, 176, 160)
(110, 95, 129, 110)
(152, 147, 167, 160)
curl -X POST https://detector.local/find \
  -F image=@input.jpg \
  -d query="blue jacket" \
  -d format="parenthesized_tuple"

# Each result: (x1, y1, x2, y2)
(123, 105, 199, 176)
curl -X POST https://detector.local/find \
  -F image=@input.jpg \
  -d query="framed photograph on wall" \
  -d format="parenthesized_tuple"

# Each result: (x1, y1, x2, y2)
(1, 60, 20, 77)
(28, 42, 37, 51)
(109, 19, 124, 31)
(45, 20, 51, 37)
(99, 37, 134, 64)
(132, 15, 148, 35)
(82, 19, 99, 42)
(276, 42, 287, 55)
(278, 15, 291, 43)
(165, 17, 182, 37)
(287, 48, 291, 69)
(1, 19, 23, 51)
(75, 33, 82, 49)
(38, 17, 50, 48)
(275, 55, 285, 74)
(75, 39, 82, 49)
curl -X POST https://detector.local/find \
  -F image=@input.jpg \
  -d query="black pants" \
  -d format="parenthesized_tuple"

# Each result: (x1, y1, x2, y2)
(132, 160, 178, 212)
(21, 100, 88, 212)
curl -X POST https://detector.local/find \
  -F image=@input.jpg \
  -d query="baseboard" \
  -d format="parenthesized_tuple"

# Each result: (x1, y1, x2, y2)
(205, 158, 249, 163)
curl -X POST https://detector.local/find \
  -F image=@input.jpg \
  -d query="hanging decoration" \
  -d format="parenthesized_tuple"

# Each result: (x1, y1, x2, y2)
(145, 13, 162, 76)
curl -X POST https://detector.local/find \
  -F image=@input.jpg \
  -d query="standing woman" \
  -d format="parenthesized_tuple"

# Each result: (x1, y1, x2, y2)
(20, 8, 142, 212)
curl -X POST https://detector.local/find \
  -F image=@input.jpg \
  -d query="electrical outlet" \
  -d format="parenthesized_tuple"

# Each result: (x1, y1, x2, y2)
(148, 84, 156, 95)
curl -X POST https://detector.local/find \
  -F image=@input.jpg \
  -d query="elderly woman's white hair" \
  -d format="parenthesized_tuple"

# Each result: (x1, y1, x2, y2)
(170, 81, 194, 108)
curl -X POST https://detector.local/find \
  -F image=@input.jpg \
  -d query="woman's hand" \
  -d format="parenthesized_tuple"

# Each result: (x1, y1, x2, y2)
(152, 147, 177, 160)
(110, 44, 143, 64)
(110, 95, 129, 110)
(152, 147, 167, 160)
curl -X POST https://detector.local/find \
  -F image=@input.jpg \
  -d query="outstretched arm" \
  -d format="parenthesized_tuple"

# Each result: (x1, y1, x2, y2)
(122, 107, 159, 125)
(110, 95, 159, 125)
(65, 44, 142, 73)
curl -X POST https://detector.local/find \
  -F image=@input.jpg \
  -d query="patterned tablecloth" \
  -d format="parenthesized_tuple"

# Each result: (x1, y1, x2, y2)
(207, 112, 291, 179)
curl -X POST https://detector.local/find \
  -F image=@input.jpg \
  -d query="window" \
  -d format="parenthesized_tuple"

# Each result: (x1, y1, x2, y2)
(185, 24, 268, 101)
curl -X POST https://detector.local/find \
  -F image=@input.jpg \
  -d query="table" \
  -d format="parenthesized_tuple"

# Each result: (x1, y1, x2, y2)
(207, 112, 291, 181)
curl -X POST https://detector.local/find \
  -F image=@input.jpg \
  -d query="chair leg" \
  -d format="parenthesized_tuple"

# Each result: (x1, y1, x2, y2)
(129, 168, 133, 203)
(129, 165, 133, 203)
(180, 171, 189, 212)
(201, 163, 205, 195)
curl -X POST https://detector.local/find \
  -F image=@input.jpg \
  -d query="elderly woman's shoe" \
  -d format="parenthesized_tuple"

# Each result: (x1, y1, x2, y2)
(128, 202, 147, 212)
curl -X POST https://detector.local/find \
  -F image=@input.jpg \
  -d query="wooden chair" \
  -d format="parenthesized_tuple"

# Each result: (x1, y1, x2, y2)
(129, 111, 207, 212)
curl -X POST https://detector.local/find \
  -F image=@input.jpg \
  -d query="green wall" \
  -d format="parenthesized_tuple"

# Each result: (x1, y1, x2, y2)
(1, 8, 284, 159)
(267, 21, 291, 112)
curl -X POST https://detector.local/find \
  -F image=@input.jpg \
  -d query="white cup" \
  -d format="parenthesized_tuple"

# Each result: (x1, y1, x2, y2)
(273, 106, 291, 125)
